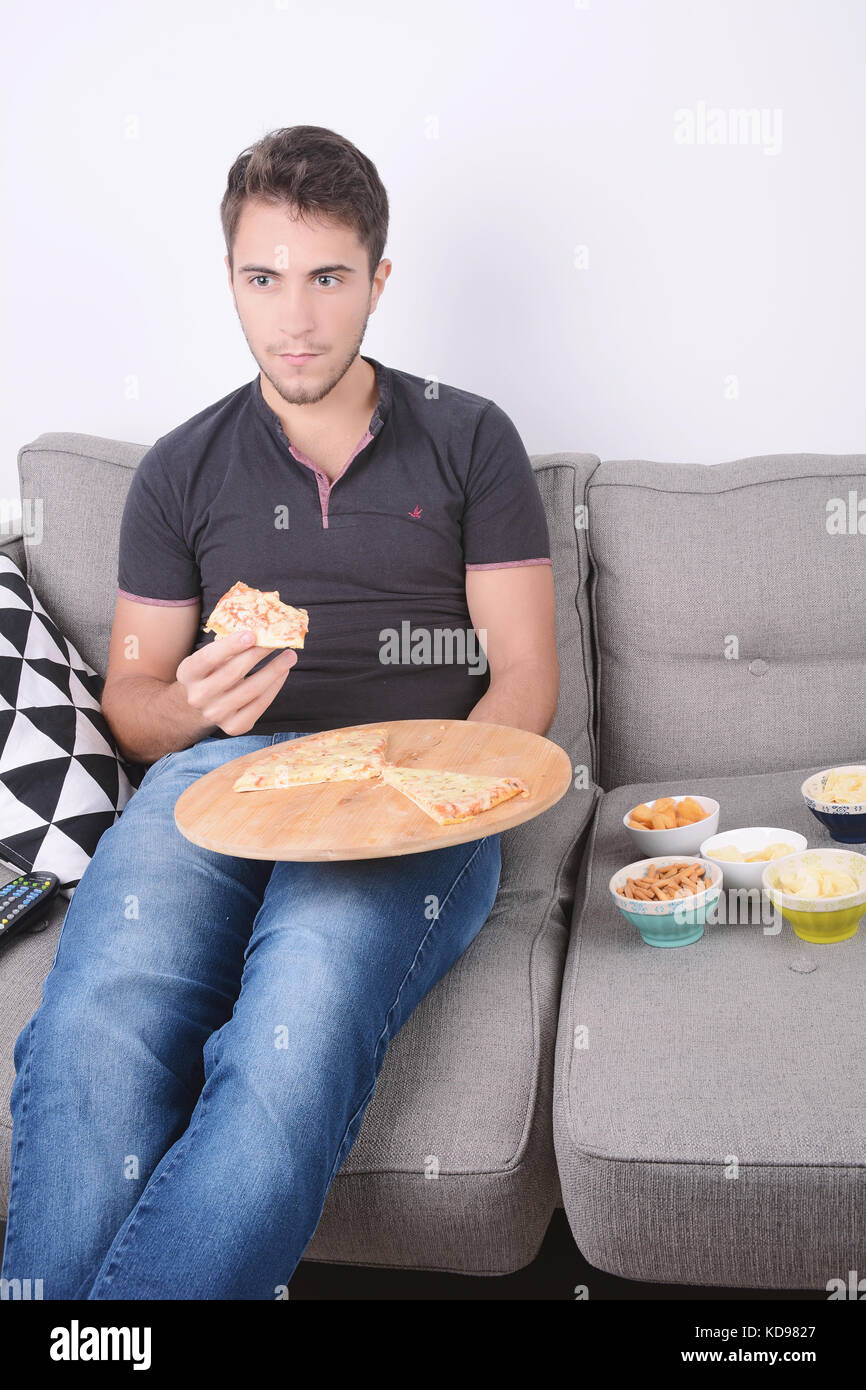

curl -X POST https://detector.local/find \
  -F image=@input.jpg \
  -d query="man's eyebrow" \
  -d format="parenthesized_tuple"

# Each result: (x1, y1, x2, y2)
(237, 263, 358, 276)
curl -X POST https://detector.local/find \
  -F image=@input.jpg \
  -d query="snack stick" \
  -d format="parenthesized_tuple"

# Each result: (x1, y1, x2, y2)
(618, 859, 710, 900)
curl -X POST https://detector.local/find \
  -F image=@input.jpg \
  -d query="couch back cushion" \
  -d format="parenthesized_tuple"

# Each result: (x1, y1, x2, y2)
(18, 430, 600, 778)
(19, 432, 143, 680)
(587, 453, 866, 790)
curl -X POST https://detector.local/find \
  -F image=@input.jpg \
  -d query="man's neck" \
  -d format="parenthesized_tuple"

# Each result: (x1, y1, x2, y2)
(259, 354, 378, 452)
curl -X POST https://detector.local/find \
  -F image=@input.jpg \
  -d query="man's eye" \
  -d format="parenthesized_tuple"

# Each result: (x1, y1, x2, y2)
(247, 274, 338, 287)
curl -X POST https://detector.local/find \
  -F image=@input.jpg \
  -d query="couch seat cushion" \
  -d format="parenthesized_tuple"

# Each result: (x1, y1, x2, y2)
(554, 763, 866, 1289)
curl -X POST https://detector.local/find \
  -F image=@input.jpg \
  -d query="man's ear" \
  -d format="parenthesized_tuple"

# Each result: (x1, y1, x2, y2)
(224, 254, 237, 307)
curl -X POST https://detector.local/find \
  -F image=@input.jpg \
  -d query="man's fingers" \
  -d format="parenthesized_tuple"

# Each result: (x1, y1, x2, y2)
(219, 682, 290, 736)
(242, 646, 296, 678)
(194, 630, 256, 674)
(198, 649, 296, 728)
(181, 632, 269, 692)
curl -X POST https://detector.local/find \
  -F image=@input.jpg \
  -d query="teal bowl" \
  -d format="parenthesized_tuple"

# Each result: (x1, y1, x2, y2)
(609, 855, 723, 947)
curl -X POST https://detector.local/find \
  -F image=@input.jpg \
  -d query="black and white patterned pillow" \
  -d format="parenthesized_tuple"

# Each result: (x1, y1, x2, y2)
(0, 554, 135, 899)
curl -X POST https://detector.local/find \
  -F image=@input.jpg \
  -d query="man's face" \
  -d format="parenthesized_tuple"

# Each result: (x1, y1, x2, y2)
(225, 197, 388, 407)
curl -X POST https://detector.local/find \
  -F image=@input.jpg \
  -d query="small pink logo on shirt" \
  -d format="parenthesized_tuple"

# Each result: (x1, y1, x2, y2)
(408, 505, 423, 518)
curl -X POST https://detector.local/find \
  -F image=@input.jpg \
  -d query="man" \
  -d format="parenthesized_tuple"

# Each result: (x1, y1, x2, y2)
(1, 125, 558, 1299)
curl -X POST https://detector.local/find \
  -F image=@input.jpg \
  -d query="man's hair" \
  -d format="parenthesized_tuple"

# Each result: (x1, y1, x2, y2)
(220, 125, 389, 284)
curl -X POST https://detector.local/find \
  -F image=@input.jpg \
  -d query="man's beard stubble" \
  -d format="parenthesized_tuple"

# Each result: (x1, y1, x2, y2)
(246, 313, 371, 409)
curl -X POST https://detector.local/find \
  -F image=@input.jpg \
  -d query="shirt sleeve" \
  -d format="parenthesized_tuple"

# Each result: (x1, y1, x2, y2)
(461, 400, 552, 570)
(117, 441, 201, 606)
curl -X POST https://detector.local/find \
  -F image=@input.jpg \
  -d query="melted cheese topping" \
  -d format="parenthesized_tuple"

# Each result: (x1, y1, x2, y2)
(233, 727, 389, 790)
(204, 580, 309, 644)
(381, 765, 529, 823)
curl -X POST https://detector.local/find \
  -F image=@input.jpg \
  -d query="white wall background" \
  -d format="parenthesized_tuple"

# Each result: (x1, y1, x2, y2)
(2, 0, 864, 528)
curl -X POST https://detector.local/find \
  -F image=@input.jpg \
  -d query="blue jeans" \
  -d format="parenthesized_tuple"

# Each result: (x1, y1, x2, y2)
(1, 732, 501, 1299)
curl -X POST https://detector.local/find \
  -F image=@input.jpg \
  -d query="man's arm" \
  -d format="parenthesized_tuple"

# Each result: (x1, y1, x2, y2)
(101, 594, 299, 764)
(101, 596, 218, 764)
(464, 565, 558, 736)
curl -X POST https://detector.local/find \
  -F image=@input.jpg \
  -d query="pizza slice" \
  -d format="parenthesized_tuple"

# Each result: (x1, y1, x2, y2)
(380, 765, 530, 825)
(233, 726, 389, 791)
(203, 580, 309, 648)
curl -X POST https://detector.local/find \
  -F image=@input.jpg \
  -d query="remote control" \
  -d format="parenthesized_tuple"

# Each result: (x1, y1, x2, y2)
(0, 872, 61, 944)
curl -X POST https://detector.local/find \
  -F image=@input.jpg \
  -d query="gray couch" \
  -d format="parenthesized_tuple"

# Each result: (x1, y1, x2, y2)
(2, 434, 864, 1289)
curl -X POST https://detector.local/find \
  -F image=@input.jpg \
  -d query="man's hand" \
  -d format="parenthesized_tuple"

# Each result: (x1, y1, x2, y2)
(177, 630, 297, 737)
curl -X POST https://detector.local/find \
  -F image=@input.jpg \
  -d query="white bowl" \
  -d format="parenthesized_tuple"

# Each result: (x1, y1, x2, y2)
(623, 795, 719, 857)
(699, 826, 808, 892)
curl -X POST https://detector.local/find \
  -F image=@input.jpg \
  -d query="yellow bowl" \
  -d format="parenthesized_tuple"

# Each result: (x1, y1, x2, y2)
(762, 848, 866, 944)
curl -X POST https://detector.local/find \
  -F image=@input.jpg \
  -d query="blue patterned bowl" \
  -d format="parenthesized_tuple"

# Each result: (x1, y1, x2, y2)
(801, 766, 866, 845)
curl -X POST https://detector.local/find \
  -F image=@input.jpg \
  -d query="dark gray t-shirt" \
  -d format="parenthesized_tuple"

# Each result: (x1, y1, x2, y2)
(117, 354, 552, 735)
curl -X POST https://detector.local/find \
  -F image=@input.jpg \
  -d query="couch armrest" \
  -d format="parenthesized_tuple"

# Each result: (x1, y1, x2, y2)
(0, 529, 26, 575)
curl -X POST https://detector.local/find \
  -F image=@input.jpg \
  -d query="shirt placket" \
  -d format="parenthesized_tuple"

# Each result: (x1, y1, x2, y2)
(287, 429, 375, 529)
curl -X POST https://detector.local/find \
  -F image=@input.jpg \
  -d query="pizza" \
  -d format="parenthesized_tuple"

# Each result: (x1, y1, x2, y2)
(379, 765, 530, 825)
(233, 726, 389, 791)
(230, 724, 533, 825)
(203, 580, 309, 648)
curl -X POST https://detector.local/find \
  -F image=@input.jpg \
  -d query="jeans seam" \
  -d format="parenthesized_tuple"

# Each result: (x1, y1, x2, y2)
(1, 1021, 35, 1270)
(384, 834, 490, 1024)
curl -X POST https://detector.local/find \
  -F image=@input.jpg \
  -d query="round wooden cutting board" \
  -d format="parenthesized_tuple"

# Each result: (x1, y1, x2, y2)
(174, 719, 573, 861)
